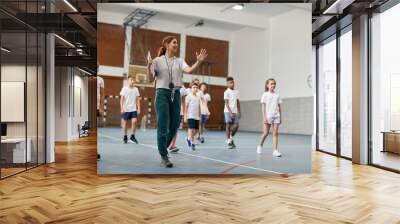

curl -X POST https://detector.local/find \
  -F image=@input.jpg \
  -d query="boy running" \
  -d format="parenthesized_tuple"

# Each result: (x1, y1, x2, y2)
(224, 77, 240, 149)
(120, 76, 141, 144)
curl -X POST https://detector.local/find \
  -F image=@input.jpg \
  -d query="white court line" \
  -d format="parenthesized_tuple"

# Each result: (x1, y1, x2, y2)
(99, 133, 284, 175)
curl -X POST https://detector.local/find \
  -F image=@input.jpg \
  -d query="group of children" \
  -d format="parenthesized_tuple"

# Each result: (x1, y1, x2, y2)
(119, 76, 282, 157)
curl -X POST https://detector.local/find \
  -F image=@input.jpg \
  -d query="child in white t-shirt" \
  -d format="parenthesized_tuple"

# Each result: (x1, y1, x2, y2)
(184, 82, 201, 151)
(257, 78, 282, 157)
(120, 76, 141, 144)
(198, 83, 211, 143)
(224, 77, 240, 149)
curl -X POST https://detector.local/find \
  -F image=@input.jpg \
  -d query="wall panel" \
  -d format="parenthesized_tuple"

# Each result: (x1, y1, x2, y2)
(186, 36, 229, 77)
(98, 23, 125, 67)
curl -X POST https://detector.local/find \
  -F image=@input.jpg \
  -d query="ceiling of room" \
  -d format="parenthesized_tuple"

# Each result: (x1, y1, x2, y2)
(0, 0, 394, 74)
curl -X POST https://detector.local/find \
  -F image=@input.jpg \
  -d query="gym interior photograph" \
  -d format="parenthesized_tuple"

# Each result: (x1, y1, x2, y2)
(1, 0, 400, 223)
(97, 3, 312, 175)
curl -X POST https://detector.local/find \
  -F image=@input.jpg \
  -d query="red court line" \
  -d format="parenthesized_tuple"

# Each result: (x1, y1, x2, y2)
(220, 156, 270, 174)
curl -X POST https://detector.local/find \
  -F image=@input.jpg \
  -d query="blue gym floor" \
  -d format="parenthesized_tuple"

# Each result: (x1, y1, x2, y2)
(97, 128, 311, 175)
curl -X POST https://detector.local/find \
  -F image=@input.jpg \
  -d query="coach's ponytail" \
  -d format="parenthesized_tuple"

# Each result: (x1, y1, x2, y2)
(157, 36, 177, 57)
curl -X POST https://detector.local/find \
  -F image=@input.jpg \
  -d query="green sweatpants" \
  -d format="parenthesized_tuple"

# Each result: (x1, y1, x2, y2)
(155, 88, 181, 157)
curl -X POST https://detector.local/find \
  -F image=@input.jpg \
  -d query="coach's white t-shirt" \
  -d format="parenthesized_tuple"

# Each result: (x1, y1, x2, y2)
(223, 88, 239, 113)
(120, 86, 140, 112)
(260, 91, 282, 118)
(186, 93, 201, 120)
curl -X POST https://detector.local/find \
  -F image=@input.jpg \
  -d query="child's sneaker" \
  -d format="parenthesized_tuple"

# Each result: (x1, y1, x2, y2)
(257, 145, 262, 154)
(272, 150, 282, 157)
(191, 144, 196, 151)
(200, 137, 205, 144)
(186, 137, 192, 147)
(123, 135, 128, 144)
(130, 134, 138, 144)
(231, 140, 236, 149)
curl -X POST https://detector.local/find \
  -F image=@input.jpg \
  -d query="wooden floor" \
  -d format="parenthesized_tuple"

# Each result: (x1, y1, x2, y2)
(1, 135, 400, 224)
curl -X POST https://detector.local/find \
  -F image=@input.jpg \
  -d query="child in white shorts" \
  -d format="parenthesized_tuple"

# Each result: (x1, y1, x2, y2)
(257, 78, 282, 157)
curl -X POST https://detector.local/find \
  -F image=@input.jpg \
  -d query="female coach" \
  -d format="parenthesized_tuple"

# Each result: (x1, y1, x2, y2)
(147, 36, 207, 167)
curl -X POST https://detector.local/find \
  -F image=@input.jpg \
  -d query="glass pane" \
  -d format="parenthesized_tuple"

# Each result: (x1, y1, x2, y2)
(38, 33, 45, 165)
(340, 29, 352, 158)
(27, 31, 38, 169)
(1, 31, 27, 177)
(318, 37, 337, 154)
(371, 3, 400, 171)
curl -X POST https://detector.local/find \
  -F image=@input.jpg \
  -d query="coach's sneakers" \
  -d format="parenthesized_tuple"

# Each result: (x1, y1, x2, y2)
(169, 146, 180, 153)
(123, 135, 128, 144)
(257, 145, 262, 154)
(161, 156, 173, 168)
(273, 150, 282, 157)
(130, 134, 138, 144)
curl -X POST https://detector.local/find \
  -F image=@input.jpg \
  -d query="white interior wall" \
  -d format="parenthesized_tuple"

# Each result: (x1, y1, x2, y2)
(229, 27, 270, 101)
(1, 65, 27, 138)
(1, 64, 46, 163)
(228, 7, 311, 101)
(269, 8, 312, 99)
(55, 67, 69, 141)
(1, 65, 42, 137)
(72, 73, 89, 137)
(54, 67, 89, 141)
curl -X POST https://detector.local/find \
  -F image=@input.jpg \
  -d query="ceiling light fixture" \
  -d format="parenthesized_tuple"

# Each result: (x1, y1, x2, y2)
(78, 67, 92, 76)
(54, 34, 75, 48)
(232, 3, 244, 10)
(63, 0, 78, 12)
(1, 47, 11, 53)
